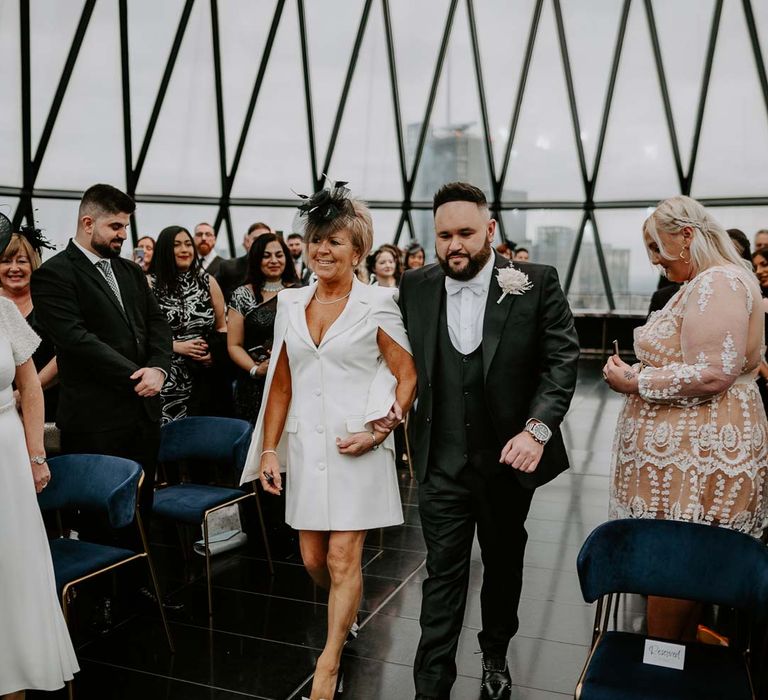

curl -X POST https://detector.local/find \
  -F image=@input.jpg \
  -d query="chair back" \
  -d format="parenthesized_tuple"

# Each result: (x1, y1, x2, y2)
(578, 519, 768, 618)
(158, 416, 253, 477)
(37, 454, 142, 529)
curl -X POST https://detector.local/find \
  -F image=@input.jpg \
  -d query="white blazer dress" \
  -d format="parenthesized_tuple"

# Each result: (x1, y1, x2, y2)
(240, 278, 412, 531)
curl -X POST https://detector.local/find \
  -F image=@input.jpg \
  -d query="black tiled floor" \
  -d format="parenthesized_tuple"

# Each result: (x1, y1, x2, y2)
(43, 360, 620, 699)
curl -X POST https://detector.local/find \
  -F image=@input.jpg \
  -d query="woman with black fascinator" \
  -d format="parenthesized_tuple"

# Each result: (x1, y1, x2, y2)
(0, 222, 59, 421)
(148, 225, 227, 423)
(239, 183, 417, 700)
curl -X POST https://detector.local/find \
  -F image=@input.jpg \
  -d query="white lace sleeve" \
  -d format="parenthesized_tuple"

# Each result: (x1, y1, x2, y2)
(0, 297, 40, 366)
(637, 268, 751, 407)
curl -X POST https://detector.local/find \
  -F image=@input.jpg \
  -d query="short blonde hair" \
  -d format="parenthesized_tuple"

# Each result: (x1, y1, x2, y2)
(1, 233, 41, 271)
(643, 195, 751, 275)
(304, 198, 373, 260)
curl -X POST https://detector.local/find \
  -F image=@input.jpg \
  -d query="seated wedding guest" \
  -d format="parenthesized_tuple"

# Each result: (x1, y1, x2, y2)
(727, 228, 751, 261)
(512, 246, 529, 262)
(0, 223, 79, 698)
(149, 226, 226, 424)
(604, 195, 768, 642)
(193, 222, 222, 276)
(134, 235, 154, 272)
(0, 227, 59, 421)
(217, 221, 273, 302)
(755, 228, 768, 252)
(404, 242, 425, 269)
(241, 184, 416, 700)
(367, 244, 401, 288)
(227, 232, 299, 424)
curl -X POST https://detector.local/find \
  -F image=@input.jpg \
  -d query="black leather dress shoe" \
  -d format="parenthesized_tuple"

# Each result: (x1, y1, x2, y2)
(480, 655, 512, 700)
(137, 586, 185, 612)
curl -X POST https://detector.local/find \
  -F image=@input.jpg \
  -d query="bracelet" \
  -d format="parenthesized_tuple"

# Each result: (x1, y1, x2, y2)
(249, 363, 260, 379)
(260, 449, 277, 458)
(370, 432, 379, 451)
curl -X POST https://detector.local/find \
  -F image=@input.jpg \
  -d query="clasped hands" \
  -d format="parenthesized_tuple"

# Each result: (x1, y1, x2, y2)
(131, 367, 165, 397)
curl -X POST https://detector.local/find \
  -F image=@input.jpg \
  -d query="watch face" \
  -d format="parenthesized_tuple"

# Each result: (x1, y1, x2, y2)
(532, 423, 551, 441)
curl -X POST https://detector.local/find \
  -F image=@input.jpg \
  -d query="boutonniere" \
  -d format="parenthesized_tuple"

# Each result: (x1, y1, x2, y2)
(496, 265, 533, 303)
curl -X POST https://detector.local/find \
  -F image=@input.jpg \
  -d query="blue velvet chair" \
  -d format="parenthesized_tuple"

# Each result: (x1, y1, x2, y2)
(38, 454, 174, 697)
(152, 416, 273, 616)
(575, 518, 768, 699)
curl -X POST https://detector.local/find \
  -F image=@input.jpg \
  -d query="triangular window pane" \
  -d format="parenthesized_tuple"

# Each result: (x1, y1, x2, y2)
(32, 197, 82, 255)
(328, 5, 403, 201)
(568, 220, 609, 311)
(411, 3, 492, 205)
(136, 1, 220, 197)
(369, 209, 402, 249)
(35, 0, 125, 190)
(473, 0, 535, 173)
(560, 0, 624, 176)
(230, 1, 312, 200)
(30, 0, 85, 153)
(594, 0, 679, 201)
(127, 0, 186, 158)
(218, 0, 278, 173)
(502, 0, 584, 201)
(593, 208, 660, 312)
(651, 0, 715, 173)
(389, 0, 452, 175)
(691, 0, 768, 197)
(304, 0, 365, 166)
(0, 0, 22, 186)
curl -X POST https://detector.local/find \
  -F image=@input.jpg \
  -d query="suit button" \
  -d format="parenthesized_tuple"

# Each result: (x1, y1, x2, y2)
(462, 356, 469, 363)
(465, 422, 471, 428)
(314, 389, 321, 397)
(464, 391, 469, 397)
(316, 425, 324, 433)
(318, 462, 326, 471)
(427, 382, 431, 389)
(463, 453, 468, 461)
(426, 417, 431, 423)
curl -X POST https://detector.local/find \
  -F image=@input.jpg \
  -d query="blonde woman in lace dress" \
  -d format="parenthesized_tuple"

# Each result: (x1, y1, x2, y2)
(603, 195, 768, 641)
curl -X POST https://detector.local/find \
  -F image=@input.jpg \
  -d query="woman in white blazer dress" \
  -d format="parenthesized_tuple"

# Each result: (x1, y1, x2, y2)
(240, 191, 417, 700)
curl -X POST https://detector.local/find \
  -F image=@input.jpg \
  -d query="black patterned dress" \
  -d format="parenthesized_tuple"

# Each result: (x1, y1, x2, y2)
(229, 285, 278, 424)
(151, 271, 216, 424)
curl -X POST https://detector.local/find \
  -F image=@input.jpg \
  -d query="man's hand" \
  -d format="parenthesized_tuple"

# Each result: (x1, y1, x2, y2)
(131, 367, 165, 397)
(371, 401, 403, 433)
(499, 431, 544, 473)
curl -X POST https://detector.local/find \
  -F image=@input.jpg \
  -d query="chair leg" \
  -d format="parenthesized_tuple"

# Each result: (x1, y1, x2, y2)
(404, 414, 414, 480)
(203, 513, 213, 617)
(135, 512, 175, 654)
(251, 487, 275, 576)
(61, 589, 75, 700)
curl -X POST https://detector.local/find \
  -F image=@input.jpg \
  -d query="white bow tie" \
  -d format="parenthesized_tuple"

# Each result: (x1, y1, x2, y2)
(445, 276, 486, 296)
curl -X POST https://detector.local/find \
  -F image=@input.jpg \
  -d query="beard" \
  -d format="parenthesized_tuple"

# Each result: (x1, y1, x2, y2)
(92, 236, 122, 259)
(437, 240, 493, 281)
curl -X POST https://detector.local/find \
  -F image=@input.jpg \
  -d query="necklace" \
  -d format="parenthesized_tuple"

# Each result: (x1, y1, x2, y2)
(313, 289, 352, 305)
(262, 281, 284, 293)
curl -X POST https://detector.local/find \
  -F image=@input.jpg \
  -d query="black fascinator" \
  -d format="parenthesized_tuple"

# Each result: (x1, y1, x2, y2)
(0, 212, 11, 258)
(19, 221, 54, 254)
(296, 180, 354, 224)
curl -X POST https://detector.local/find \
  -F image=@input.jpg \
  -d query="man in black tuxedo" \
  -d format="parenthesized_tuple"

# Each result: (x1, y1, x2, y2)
(194, 221, 223, 276)
(397, 183, 579, 700)
(31, 184, 172, 548)
(216, 221, 273, 301)
(286, 232, 312, 284)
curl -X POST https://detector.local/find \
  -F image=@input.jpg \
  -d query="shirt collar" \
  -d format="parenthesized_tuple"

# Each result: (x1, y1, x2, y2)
(73, 238, 105, 265)
(202, 249, 218, 267)
(444, 253, 495, 296)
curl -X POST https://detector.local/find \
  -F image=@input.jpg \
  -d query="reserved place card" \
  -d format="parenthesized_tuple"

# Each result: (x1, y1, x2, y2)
(643, 639, 686, 670)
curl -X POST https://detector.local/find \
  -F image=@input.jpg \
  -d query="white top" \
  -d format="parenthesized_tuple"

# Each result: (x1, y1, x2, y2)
(444, 254, 494, 354)
(241, 278, 412, 531)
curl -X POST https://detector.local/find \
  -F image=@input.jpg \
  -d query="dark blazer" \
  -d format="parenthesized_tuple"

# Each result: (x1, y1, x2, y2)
(203, 254, 223, 277)
(31, 241, 172, 432)
(216, 255, 248, 302)
(399, 253, 579, 488)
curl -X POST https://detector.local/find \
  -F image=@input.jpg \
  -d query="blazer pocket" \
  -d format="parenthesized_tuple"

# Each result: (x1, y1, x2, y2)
(345, 416, 367, 433)
(285, 416, 299, 433)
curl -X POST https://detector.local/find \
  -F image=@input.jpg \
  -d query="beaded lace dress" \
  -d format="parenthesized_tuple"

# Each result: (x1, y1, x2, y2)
(611, 265, 768, 536)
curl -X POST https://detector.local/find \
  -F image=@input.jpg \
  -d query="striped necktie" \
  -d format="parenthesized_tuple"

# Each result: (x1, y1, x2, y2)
(96, 259, 124, 309)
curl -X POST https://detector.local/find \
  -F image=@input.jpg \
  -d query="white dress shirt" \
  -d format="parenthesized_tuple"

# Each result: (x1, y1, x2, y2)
(444, 255, 495, 354)
(201, 250, 218, 271)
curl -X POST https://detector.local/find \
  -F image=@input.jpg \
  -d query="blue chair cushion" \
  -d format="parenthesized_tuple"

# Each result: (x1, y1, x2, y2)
(49, 538, 137, 596)
(152, 484, 247, 524)
(578, 631, 752, 699)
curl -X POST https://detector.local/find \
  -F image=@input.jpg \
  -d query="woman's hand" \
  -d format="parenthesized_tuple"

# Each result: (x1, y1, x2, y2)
(371, 401, 403, 433)
(31, 459, 50, 494)
(174, 338, 208, 359)
(253, 358, 270, 378)
(259, 451, 282, 495)
(602, 354, 640, 394)
(336, 430, 387, 456)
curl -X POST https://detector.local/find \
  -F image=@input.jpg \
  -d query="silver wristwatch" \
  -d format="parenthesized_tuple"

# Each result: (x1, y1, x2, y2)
(525, 419, 551, 445)
(30, 455, 47, 465)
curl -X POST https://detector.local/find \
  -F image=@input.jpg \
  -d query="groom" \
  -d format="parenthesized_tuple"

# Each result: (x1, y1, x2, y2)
(398, 182, 579, 700)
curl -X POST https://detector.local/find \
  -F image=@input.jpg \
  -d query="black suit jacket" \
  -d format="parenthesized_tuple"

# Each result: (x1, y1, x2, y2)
(216, 255, 248, 302)
(31, 241, 172, 432)
(398, 254, 579, 488)
(203, 254, 223, 277)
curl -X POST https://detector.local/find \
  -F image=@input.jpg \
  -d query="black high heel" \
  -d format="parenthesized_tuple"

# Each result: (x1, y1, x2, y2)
(334, 661, 345, 697)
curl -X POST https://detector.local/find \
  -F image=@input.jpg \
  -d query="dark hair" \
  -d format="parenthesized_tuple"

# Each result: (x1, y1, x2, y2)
(248, 221, 271, 235)
(195, 221, 216, 235)
(137, 235, 154, 247)
(366, 245, 403, 283)
(752, 248, 768, 264)
(404, 242, 425, 268)
(727, 228, 751, 262)
(287, 232, 303, 242)
(514, 247, 529, 255)
(79, 183, 135, 218)
(245, 232, 299, 299)
(149, 226, 199, 293)
(432, 182, 487, 214)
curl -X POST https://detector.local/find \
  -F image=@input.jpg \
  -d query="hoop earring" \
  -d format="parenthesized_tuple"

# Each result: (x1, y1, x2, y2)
(679, 247, 690, 263)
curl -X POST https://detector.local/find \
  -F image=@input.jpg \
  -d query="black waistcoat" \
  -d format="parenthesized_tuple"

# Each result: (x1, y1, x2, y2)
(429, 298, 500, 478)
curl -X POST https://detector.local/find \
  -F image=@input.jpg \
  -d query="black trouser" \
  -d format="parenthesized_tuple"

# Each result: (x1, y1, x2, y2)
(61, 418, 160, 553)
(414, 462, 535, 698)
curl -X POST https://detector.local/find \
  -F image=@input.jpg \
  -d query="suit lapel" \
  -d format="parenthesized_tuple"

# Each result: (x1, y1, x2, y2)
(317, 277, 370, 348)
(482, 253, 518, 379)
(112, 261, 138, 330)
(66, 243, 132, 328)
(418, 266, 445, 381)
(288, 284, 317, 351)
